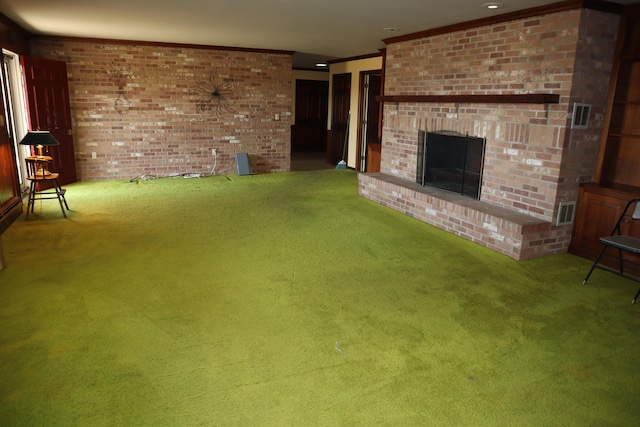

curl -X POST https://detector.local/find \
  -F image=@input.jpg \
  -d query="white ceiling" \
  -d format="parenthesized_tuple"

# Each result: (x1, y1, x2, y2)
(0, 0, 636, 68)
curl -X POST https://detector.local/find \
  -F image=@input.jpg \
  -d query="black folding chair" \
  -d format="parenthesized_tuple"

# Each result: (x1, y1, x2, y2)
(582, 198, 640, 304)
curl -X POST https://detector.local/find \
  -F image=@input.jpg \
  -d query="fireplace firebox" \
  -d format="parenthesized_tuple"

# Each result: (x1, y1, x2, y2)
(416, 130, 486, 199)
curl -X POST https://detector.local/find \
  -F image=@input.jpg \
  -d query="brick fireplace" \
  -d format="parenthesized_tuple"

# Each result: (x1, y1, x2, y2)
(358, 6, 620, 260)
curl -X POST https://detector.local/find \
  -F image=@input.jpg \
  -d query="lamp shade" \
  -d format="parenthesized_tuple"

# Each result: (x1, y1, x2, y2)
(18, 131, 60, 147)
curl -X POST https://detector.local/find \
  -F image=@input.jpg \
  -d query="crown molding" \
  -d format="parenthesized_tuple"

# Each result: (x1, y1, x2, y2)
(382, 0, 624, 46)
(30, 34, 295, 56)
(327, 52, 383, 65)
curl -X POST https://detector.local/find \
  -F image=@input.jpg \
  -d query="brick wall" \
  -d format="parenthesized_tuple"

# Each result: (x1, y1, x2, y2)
(557, 9, 620, 197)
(30, 39, 293, 180)
(360, 8, 620, 260)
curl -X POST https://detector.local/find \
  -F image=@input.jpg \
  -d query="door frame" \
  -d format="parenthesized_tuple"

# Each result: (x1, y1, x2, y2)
(356, 70, 382, 172)
(328, 73, 351, 165)
(2, 50, 30, 191)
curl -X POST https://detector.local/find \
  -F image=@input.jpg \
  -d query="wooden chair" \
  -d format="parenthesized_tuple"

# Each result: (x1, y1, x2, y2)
(582, 198, 640, 304)
(24, 156, 69, 220)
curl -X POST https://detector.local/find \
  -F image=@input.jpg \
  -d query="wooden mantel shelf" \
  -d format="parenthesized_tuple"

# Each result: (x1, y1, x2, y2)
(376, 93, 560, 104)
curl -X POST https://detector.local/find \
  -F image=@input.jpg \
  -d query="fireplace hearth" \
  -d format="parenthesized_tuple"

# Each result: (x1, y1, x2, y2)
(416, 130, 486, 199)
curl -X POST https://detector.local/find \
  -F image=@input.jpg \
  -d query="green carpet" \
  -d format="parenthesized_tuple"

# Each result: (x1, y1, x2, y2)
(0, 170, 638, 426)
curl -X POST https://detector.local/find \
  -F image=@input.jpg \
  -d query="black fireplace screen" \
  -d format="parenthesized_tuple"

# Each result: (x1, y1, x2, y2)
(417, 130, 486, 199)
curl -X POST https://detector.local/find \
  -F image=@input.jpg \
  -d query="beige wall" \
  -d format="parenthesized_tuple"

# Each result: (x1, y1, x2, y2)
(329, 57, 382, 168)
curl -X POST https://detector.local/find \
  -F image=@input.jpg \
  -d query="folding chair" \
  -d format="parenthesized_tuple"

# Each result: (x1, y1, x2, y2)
(582, 198, 640, 304)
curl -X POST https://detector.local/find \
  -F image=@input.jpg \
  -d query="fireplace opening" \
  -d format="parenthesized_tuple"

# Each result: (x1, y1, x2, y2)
(416, 130, 486, 199)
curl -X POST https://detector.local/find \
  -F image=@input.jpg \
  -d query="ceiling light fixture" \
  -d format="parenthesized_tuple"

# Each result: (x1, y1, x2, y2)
(383, 27, 398, 33)
(483, 2, 503, 9)
(315, 62, 328, 68)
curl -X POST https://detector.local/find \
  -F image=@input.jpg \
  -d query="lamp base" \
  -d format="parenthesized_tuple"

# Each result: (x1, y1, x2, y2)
(35, 167, 52, 176)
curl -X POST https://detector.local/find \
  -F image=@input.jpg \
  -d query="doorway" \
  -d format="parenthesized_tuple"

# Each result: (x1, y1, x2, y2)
(1, 51, 29, 190)
(329, 73, 351, 166)
(292, 79, 328, 153)
(0, 50, 29, 225)
(291, 79, 330, 171)
(357, 71, 382, 172)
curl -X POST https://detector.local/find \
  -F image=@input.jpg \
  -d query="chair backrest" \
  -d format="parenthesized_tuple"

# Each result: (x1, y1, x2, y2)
(25, 157, 56, 180)
(610, 198, 640, 235)
(633, 199, 640, 220)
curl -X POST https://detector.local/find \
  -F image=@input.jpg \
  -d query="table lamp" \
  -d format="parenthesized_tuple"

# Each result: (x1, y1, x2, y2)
(19, 130, 60, 157)
(19, 131, 60, 176)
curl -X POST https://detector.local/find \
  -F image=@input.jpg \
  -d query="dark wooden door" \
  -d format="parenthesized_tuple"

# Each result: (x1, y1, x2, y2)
(293, 80, 328, 153)
(0, 58, 21, 226)
(22, 56, 77, 185)
(0, 99, 20, 225)
(329, 73, 351, 165)
(365, 75, 381, 144)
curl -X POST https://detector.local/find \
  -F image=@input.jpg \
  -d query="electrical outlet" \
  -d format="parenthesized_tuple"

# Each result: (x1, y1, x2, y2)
(212, 148, 217, 156)
(91, 152, 97, 159)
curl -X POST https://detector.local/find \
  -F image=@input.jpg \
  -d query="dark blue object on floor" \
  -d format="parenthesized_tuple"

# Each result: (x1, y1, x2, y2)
(236, 153, 250, 176)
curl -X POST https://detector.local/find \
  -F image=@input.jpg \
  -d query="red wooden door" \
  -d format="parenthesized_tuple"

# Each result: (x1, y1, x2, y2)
(21, 56, 77, 185)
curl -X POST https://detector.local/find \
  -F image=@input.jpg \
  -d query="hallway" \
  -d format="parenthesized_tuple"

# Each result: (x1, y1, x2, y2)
(291, 152, 333, 171)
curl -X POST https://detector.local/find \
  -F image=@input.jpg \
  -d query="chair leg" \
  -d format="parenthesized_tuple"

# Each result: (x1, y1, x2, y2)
(583, 245, 607, 285)
(30, 181, 37, 213)
(25, 181, 36, 220)
(633, 288, 640, 305)
(61, 192, 69, 210)
(53, 180, 67, 218)
(617, 248, 624, 274)
(54, 179, 69, 210)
